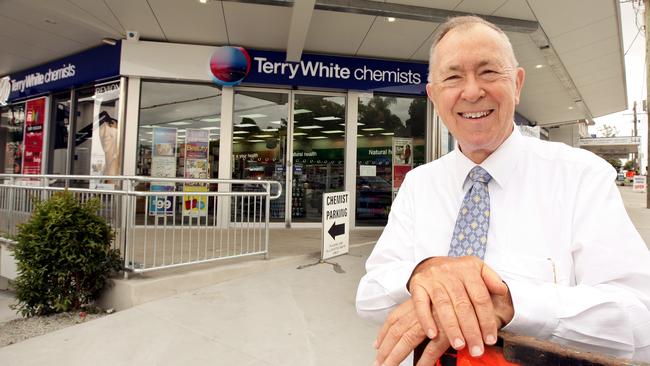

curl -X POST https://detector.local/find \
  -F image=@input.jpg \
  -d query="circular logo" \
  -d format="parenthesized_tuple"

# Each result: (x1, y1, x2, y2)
(0, 76, 10, 105)
(209, 47, 251, 86)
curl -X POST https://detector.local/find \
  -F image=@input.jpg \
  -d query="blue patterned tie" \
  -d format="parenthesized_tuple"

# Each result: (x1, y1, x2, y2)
(448, 166, 492, 259)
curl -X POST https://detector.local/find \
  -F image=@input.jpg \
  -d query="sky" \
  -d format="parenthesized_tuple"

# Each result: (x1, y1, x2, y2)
(592, 0, 647, 172)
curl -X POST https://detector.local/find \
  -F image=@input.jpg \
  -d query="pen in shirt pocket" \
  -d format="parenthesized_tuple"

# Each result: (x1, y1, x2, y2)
(547, 257, 557, 284)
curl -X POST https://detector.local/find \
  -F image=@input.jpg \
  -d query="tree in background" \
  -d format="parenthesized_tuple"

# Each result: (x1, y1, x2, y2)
(624, 160, 639, 172)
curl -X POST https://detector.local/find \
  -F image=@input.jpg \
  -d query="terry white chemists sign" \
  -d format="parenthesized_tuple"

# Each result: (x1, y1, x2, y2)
(322, 191, 350, 260)
(5, 43, 121, 102)
(244, 50, 427, 95)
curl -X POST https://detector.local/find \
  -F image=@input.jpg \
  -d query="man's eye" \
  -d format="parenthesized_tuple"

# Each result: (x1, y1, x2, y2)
(481, 70, 496, 75)
(444, 75, 460, 81)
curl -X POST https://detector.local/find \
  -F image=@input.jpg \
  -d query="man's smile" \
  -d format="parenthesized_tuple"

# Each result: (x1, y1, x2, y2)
(457, 109, 494, 120)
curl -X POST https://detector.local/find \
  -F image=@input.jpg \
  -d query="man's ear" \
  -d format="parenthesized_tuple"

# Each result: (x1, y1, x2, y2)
(514, 67, 525, 105)
(426, 83, 435, 104)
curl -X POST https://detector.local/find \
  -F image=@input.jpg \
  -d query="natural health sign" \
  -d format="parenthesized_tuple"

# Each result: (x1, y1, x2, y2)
(322, 191, 350, 260)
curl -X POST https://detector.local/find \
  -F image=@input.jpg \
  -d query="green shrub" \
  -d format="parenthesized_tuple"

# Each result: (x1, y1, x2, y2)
(11, 190, 123, 317)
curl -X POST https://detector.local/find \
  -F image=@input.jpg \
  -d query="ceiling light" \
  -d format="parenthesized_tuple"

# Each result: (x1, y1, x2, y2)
(307, 136, 327, 140)
(345, 122, 365, 126)
(247, 139, 265, 143)
(240, 113, 267, 119)
(568, 106, 574, 110)
(314, 116, 342, 121)
(236, 123, 257, 127)
(362, 127, 384, 131)
(233, 131, 249, 134)
(294, 109, 311, 114)
(140, 125, 153, 128)
(293, 132, 307, 136)
(233, 137, 244, 140)
(535, 64, 544, 69)
(201, 127, 220, 130)
(322, 130, 345, 134)
(297, 125, 323, 130)
(168, 121, 192, 126)
(261, 128, 279, 132)
(200, 117, 220, 122)
(102, 38, 117, 46)
(253, 134, 273, 138)
(387, 17, 396, 22)
(270, 120, 283, 125)
(381, 132, 395, 136)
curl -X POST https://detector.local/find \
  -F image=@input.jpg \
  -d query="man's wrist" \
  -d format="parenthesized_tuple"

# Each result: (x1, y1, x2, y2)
(406, 256, 437, 293)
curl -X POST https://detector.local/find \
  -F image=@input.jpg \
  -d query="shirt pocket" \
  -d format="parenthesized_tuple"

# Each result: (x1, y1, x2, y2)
(494, 254, 562, 285)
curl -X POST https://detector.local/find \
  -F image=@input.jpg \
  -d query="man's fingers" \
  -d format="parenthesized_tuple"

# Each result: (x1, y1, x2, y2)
(415, 339, 451, 366)
(381, 323, 427, 366)
(429, 282, 465, 350)
(376, 301, 411, 348)
(443, 278, 484, 356)
(412, 285, 438, 339)
(481, 264, 507, 295)
(463, 273, 498, 345)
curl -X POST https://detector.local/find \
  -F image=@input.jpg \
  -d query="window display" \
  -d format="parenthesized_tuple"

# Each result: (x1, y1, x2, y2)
(0, 104, 25, 174)
(356, 94, 426, 226)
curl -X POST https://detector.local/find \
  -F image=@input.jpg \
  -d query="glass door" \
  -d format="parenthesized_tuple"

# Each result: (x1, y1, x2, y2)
(231, 90, 289, 222)
(291, 93, 346, 223)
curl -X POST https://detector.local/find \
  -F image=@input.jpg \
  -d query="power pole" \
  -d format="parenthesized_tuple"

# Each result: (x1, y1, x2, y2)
(633, 100, 638, 168)
(646, 0, 650, 208)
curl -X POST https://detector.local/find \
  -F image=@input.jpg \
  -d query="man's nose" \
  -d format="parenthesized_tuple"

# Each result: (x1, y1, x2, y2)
(460, 76, 484, 102)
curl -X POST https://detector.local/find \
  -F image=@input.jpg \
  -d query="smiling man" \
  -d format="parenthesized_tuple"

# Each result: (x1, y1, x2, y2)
(356, 16, 650, 366)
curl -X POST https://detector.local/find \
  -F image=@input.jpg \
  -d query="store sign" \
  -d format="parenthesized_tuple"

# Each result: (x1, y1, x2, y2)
(7, 43, 121, 102)
(633, 175, 647, 193)
(242, 49, 427, 95)
(0, 76, 10, 105)
(209, 46, 251, 86)
(322, 191, 350, 260)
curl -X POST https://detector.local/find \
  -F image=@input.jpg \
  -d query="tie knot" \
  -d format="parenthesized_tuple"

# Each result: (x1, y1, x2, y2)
(469, 166, 492, 184)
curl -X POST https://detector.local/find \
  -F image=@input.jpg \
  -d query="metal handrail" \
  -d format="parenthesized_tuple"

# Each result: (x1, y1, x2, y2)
(0, 174, 283, 275)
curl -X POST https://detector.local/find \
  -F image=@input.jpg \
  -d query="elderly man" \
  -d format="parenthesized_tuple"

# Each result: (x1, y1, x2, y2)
(356, 16, 650, 366)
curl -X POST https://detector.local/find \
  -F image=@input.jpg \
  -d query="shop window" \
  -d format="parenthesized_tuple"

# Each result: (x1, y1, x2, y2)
(70, 81, 121, 188)
(138, 81, 222, 180)
(292, 94, 345, 223)
(0, 104, 25, 174)
(48, 94, 71, 175)
(356, 95, 426, 226)
(231, 90, 289, 222)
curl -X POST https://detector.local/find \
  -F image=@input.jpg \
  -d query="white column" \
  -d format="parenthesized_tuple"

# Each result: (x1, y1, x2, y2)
(122, 77, 141, 176)
(345, 91, 359, 229)
(217, 86, 234, 228)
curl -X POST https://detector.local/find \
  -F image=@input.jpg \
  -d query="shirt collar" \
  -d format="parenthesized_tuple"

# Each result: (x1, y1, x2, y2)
(452, 124, 523, 190)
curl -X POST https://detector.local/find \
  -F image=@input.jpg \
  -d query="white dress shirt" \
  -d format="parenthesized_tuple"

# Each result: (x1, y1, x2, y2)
(356, 127, 650, 363)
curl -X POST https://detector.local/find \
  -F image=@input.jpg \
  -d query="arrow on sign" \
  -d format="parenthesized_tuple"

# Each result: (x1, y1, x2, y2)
(328, 222, 345, 239)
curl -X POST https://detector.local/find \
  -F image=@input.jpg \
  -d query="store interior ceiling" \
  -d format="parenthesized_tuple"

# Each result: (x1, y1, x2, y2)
(0, 0, 627, 128)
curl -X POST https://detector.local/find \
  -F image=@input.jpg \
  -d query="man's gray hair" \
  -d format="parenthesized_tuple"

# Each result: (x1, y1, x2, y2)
(427, 16, 519, 83)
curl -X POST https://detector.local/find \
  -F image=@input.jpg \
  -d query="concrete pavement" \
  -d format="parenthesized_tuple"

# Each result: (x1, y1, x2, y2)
(0, 186, 649, 365)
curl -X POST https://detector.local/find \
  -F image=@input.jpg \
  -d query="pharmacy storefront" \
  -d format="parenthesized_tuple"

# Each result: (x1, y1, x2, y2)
(2, 41, 455, 228)
(0, 44, 123, 188)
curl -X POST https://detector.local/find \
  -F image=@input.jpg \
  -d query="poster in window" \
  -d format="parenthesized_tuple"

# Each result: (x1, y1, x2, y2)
(22, 97, 47, 175)
(183, 129, 209, 217)
(150, 127, 177, 216)
(392, 137, 413, 196)
(89, 82, 121, 189)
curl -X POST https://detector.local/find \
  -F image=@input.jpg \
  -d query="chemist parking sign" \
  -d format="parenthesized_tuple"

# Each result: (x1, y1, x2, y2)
(322, 191, 350, 260)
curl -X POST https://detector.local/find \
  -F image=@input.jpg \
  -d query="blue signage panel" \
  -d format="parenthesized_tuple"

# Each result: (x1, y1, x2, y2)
(7, 43, 121, 102)
(244, 49, 428, 95)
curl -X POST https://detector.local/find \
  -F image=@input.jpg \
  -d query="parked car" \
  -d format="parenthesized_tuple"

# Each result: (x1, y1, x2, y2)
(616, 173, 626, 186)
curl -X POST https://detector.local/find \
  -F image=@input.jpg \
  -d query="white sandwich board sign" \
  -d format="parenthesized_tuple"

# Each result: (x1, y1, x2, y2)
(322, 191, 350, 260)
